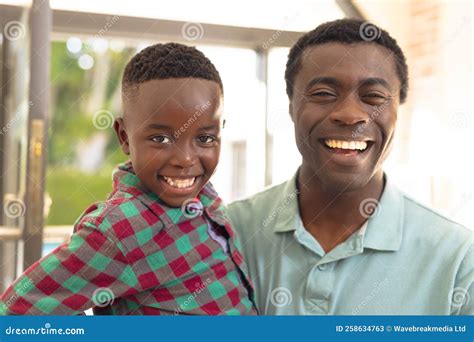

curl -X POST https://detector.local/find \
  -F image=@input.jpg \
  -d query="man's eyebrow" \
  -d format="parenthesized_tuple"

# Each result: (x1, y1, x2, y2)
(304, 77, 393, 93)
(360, 77, 392, 91)
(305, 77, 342, 92)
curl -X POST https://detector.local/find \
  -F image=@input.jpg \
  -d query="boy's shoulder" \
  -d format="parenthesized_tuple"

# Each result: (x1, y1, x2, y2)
(75, 189, 164, 241)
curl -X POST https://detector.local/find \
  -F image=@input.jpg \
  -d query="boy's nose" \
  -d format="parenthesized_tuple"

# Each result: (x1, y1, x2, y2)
(169, 145, 196, 168)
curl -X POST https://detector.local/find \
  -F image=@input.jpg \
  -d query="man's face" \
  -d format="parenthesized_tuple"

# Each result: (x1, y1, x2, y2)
(290, 42, 401, 192)
(115, 78, 223, 207)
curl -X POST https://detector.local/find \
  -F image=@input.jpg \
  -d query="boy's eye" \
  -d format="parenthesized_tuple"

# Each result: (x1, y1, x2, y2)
(197, 135, 216, 144)
(151, 135, 172, 144)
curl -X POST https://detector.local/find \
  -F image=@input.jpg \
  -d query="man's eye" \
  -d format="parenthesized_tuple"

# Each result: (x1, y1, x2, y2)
(363, 93, 386, 99)
(362, 93, 388, 106)
(197, 135, 216, 144)
(151, 135, 172, 144)
(311, 91, 336, 97)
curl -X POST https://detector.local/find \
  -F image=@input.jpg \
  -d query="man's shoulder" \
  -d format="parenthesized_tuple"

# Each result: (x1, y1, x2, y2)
(230, 180, 289, 207)
(399, 190, 473, 246)
(227, 179, 295, 229)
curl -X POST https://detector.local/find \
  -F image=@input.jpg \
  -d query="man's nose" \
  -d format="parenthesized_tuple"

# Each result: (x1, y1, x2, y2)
(328, 96, 370, 126)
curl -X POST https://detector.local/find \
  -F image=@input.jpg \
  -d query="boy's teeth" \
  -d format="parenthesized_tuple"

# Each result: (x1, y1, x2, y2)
(162, 176, 196, 188)
(324, 139, 368, 151)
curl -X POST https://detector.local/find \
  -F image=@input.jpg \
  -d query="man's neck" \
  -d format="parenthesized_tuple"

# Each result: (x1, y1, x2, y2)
(296, 167, 385, 253)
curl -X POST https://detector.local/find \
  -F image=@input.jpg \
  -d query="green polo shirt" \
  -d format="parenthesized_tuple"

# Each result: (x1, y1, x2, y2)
(227, 171, 473, 315)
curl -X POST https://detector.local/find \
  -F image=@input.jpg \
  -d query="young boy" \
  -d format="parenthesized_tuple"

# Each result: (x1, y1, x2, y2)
(0, 43, 257, 315)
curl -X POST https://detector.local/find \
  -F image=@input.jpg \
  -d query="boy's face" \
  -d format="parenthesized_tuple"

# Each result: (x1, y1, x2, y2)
(114, 78, 223, 207)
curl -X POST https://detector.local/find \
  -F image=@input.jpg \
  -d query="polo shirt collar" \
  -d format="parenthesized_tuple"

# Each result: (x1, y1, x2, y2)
(271, 171, 301, 233)
(271, 170, 404, 252)
(363, 176, 404, 251)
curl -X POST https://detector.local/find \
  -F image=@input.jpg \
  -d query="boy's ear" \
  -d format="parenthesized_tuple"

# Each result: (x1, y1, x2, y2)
(113, 118, 130, 155)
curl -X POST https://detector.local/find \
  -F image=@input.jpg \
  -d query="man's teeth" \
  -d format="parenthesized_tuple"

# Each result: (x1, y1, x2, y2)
(324, 139, 368, 151)
(162, 176, 196, 188)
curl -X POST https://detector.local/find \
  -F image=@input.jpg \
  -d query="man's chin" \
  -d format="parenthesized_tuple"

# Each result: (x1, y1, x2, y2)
(317, 171, 374, 194)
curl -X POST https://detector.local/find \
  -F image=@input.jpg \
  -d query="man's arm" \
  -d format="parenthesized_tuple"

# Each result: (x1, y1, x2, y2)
(451, 243, 473, 315)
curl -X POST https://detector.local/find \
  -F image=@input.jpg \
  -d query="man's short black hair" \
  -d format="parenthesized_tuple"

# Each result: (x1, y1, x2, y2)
(285, 18, 408, 103)
(122, 42, 223, 102)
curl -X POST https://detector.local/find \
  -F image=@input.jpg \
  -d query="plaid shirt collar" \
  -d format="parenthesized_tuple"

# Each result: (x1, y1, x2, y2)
(111, 161, 234, 237)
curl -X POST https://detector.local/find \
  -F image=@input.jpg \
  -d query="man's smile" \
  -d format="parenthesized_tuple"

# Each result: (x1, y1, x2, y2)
(318, 137, 375, 167)
(324, 139, 370, 152)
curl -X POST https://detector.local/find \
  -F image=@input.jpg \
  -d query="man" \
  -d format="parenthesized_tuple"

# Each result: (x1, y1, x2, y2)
(227, 19, 473, 315)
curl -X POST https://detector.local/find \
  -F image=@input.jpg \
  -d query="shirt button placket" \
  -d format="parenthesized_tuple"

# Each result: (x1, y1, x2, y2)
(317, 263, 327, 271)
(304, 262, 334, 315)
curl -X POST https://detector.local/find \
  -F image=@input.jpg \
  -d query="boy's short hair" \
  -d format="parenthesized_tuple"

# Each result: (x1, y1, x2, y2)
(285, 18, 409, 103)
(122, 42, 223, 102)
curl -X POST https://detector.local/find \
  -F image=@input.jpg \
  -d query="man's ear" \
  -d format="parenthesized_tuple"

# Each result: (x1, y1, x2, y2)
(289, 102, 294, 123)
(113, 118, 130, 155)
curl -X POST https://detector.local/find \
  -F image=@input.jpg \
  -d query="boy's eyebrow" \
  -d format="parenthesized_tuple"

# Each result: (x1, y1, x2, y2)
(146, 123, 173, 130)
(198, 124, 219, 131)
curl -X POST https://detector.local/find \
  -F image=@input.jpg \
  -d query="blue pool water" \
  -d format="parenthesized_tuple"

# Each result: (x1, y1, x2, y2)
(42, 242, 60, 256)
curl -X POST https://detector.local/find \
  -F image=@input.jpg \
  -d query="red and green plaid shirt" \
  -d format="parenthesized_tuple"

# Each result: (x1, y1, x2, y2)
(0, 162, 257, 315)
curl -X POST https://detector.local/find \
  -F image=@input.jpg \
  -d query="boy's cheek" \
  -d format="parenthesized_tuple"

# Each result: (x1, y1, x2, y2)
(203, 154, 220, 179)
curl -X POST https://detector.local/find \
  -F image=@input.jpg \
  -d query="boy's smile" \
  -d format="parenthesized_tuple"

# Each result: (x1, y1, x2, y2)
(114, 78, 223, 207)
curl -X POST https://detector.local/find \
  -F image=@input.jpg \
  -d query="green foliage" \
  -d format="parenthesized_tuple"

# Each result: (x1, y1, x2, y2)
(45, 167, 114, 225)
(104, 47, 135, 105)
(46, 40, 134, 224)
(49, 41, 90, 164)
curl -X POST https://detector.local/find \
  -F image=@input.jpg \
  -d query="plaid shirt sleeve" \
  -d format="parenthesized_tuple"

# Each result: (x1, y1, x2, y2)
(0, 217, 139, 315)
